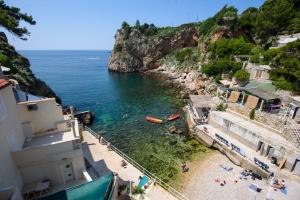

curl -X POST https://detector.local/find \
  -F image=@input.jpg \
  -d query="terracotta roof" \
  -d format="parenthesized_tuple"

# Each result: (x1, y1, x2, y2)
(0, 79, 10, 89)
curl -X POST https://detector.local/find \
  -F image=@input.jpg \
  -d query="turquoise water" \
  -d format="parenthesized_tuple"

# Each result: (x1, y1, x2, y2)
(20, 50, 206, 182)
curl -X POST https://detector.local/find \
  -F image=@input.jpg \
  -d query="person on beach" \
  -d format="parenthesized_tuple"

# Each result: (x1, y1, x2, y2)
(182, 162, 189, 172)
(121, 160, 127, 167)
(98, 135, 102, 143)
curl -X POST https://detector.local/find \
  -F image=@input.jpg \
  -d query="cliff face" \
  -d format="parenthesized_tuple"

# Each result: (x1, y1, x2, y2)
(0, 32, 61, 104)
(109, 26, 198, 72)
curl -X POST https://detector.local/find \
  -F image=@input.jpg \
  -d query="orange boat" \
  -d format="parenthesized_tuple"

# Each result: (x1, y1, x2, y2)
(167, 113, 180, 121)
(145, 116, 163, 124)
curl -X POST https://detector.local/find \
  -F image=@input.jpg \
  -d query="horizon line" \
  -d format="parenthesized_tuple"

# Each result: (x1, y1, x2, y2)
(17, 49, 112, 51)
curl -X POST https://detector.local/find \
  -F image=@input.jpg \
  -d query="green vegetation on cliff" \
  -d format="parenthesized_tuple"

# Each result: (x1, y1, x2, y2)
(173, 0, 300, 92)
(267, 40, 300, 92)
(0, 1, 60, 103)
(110, 0, 300, 91)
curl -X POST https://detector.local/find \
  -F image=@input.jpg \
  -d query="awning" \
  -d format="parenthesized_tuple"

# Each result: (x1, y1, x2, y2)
(229, 87, 279, 101)
(245, 95, 259, 109)
(245, 88, 279, 101)
(227, 91, 240, 103)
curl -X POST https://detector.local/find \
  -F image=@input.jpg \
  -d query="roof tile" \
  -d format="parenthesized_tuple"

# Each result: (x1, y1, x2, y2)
(0, 79, 10, 89)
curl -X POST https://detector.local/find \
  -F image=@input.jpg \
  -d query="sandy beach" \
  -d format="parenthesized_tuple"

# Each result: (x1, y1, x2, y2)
(176, 151, 299, 200)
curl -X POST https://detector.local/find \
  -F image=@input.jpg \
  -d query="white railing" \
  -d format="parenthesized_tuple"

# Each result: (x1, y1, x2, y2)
(84, 126, 189, 200)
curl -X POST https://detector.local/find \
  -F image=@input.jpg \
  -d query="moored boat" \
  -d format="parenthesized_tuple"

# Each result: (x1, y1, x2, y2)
(167, 113, 180, 121)
(145, 116, 163, 124)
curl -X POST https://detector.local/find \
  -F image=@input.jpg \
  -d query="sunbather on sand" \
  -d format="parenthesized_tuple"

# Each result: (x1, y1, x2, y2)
(182, 162, 189, 172)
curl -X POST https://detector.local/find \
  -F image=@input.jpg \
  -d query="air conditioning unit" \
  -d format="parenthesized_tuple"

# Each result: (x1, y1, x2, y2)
(27, 103, 38, 111)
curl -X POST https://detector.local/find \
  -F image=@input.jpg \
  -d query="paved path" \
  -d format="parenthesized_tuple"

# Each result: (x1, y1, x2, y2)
(82, 131, 176, 200)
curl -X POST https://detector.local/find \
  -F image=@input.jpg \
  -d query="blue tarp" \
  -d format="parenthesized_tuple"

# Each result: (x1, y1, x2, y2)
(138, 176, 149, 188)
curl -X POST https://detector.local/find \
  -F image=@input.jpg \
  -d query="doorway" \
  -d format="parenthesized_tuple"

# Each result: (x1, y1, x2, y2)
(292, 159, 300, 176)
(265, 145, 274, 158)
(257, 141, 263, 152)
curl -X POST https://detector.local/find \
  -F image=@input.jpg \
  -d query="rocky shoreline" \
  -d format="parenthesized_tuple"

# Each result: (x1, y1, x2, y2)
(144, 64, 212, 99)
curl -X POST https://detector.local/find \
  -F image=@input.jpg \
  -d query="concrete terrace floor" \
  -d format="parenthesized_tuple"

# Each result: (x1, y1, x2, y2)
(82, 131, 177, 200)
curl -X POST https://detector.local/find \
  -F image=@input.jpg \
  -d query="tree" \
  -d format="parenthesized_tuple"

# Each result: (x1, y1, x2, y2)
(239, 7, 258, 37)
(255, 0, 296, 43)
(113, 43, 122, 52)
(0, 0, 36, 40)
(135, 19, 141, 29)
(234, 69, 250, 82)
(121, 21, 131, 39)
(249, 109, 255, 120)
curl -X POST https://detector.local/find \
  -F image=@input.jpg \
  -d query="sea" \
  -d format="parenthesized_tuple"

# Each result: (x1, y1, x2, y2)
(19, 50, 208, 182)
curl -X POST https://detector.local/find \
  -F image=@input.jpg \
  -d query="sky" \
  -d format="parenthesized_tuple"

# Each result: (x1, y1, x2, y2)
(4, 0, 265, 50)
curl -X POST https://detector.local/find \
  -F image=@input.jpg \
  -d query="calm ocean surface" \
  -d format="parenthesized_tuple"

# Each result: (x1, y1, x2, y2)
(19, 50, 206, 182)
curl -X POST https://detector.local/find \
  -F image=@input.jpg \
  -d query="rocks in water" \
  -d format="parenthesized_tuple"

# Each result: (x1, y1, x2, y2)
(74, 111, 95, 125)
(168, 125, 183, 135)
(169, 125, 177, 134)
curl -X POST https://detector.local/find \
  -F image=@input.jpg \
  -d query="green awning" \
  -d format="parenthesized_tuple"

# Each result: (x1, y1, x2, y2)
(40, 173, 114, 200)
(245, 81, 276, 93)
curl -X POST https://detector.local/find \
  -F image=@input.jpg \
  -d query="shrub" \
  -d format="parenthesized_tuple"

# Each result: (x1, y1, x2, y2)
(121, 21, 131, 39)
(249, 109, 255, 120)
(0, 53, 10, 66)
(214, 74, 222, 83)
(132, 186, 145, 195)
(175, 48, 193, 63)
(216, 103, 225, 111)
(250, 54, 259, 63)
(202, 63, 218, 76)
(114, 43, 123, 52)
(118, 184, 127, 193)
(234, 69, 250, 82)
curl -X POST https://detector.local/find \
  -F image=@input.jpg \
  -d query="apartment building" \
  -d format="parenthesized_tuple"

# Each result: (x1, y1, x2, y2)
(0, 78, 85, 200)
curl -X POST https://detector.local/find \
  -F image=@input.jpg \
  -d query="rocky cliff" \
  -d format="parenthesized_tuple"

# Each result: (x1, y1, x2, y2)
(0, 32, 61, 103)
(109, 25, 198, 72)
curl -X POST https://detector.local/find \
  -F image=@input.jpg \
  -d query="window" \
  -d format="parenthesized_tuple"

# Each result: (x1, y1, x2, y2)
(0, 94, 7, 121)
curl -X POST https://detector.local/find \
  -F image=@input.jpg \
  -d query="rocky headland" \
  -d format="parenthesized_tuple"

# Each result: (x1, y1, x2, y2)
(108, 24, 198, 73)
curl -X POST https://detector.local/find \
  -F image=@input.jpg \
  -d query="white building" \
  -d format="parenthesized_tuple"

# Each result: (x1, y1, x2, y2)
(245, 62, 270, 81)
(0, 78, 86, 200)
(272, 33, 300, 48)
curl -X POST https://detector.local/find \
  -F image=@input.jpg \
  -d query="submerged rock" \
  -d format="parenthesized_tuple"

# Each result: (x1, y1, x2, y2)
(168, 125, 177, 134)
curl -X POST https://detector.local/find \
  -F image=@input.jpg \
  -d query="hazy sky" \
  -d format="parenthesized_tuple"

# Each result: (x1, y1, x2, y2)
(4, 0, 265, 50)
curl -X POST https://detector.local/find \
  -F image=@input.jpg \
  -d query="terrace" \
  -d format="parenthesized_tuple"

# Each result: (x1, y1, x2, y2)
(23, 126, 77, 149)
(82, 127, 183, 200)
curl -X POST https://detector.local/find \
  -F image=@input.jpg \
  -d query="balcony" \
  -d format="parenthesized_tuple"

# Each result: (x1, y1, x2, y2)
(22, 119, 79, 149)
